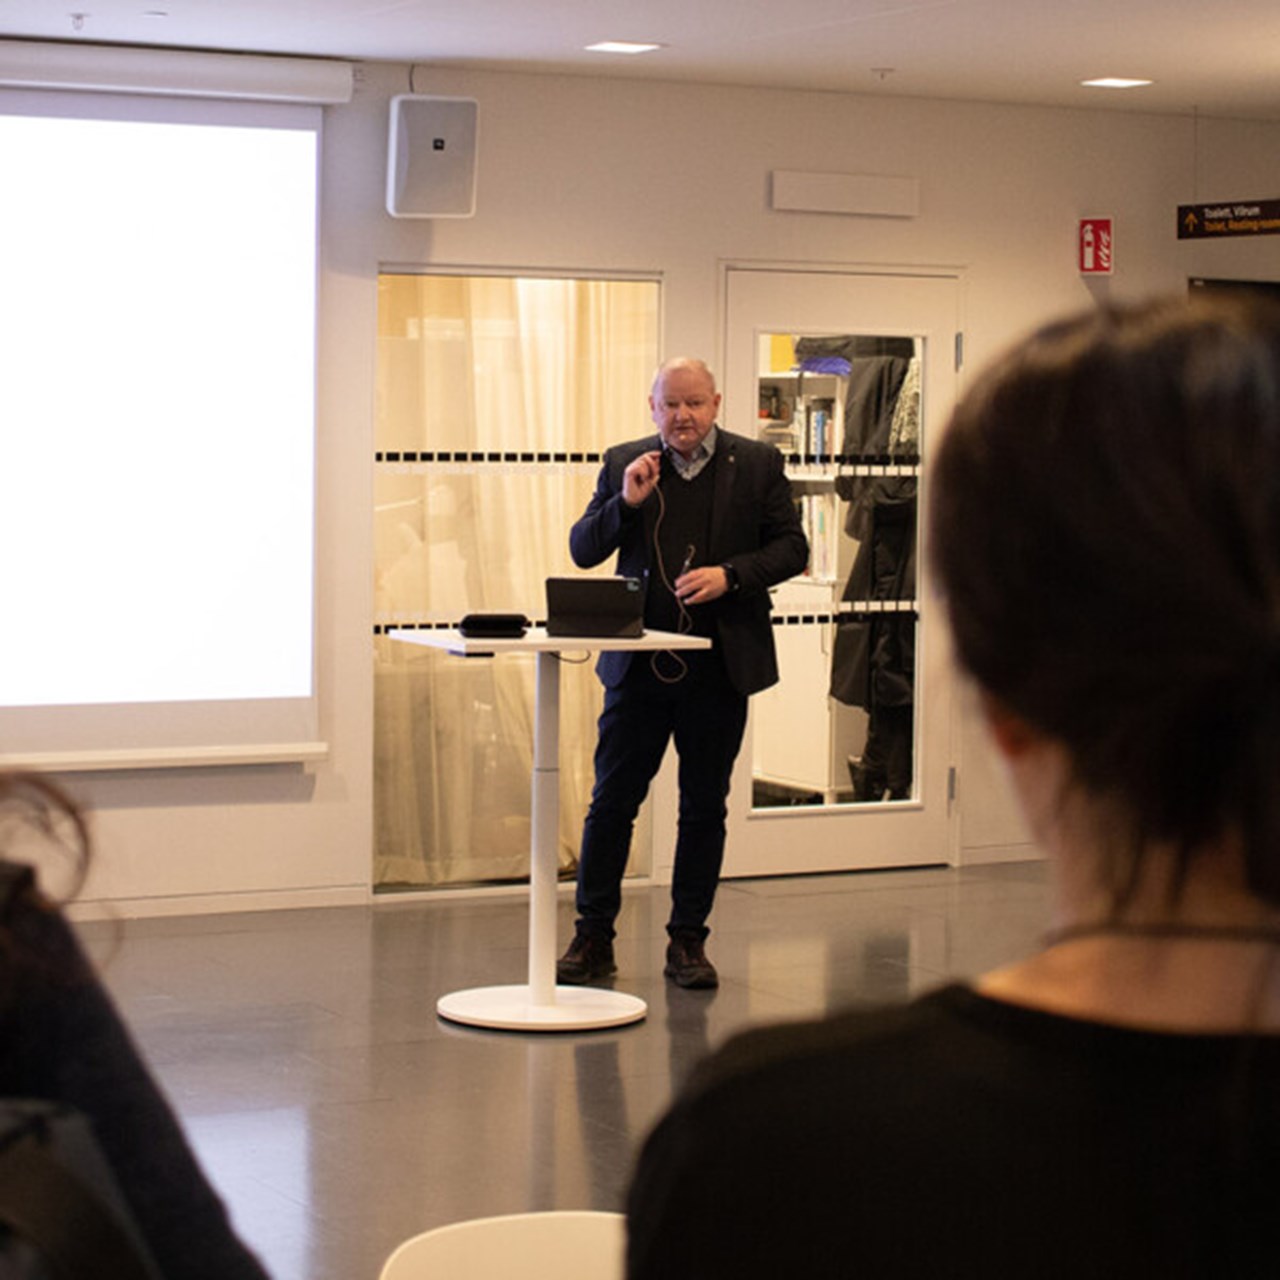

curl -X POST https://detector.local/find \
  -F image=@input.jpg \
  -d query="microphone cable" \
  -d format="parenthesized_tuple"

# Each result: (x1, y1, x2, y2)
(649, 470, 694, 684)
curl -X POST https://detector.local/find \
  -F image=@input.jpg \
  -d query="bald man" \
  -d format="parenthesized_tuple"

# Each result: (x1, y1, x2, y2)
(558, 358, 808, 988)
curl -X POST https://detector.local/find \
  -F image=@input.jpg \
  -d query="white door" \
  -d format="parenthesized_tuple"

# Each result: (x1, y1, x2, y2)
(719, 265, 961, 877)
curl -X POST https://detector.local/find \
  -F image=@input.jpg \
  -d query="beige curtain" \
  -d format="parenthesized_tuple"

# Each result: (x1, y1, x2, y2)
(374, 276, 659, 888)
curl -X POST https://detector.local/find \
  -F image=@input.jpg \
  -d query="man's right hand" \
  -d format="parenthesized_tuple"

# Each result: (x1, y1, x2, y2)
(622, 450, 663, 508)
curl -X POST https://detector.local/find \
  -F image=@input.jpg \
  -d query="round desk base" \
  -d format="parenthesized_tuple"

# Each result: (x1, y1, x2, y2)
(437, 984, 647, 1032)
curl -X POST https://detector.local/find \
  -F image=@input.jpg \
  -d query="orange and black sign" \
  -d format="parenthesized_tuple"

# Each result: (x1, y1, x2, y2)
(1178, 200, 1280, 239)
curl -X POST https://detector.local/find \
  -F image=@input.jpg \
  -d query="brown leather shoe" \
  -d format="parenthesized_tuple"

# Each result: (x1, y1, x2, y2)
(556, 933, 617, 985)
(664, 934, 718, 989)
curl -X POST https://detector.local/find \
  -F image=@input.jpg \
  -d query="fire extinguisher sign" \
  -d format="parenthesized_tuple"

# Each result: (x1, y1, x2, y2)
(1079, 218, 1113, 275)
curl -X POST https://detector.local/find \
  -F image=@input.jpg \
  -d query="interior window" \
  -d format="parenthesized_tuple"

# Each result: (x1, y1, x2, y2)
(374, 274, 660, 889)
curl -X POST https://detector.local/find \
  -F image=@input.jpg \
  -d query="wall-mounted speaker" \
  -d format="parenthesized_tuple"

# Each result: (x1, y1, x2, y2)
(386, 94, 478, 218)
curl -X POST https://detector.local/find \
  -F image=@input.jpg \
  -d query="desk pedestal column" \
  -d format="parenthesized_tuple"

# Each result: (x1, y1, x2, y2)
(436, 650, 648, 1031)
(528, 649, 559, 1002)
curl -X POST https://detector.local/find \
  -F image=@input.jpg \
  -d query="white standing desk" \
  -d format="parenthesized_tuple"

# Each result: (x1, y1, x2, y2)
(388, 625, 711, 1032)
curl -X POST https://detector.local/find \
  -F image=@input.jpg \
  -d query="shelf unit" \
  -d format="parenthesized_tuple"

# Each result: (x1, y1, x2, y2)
(757, 369, 844, 464)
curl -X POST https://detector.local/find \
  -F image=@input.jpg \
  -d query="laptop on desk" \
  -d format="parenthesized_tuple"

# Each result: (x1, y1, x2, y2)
(545, 575, 645, 638)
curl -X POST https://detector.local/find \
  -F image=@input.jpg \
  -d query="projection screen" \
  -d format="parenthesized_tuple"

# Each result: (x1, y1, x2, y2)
(0, 89, 322, 768)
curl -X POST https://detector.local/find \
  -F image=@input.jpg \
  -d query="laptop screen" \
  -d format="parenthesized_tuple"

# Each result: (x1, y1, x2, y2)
(545, 576, 644, 637)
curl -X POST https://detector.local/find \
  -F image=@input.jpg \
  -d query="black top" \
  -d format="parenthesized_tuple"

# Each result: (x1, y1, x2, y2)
(627, 983, 1280, 1278)
(0, 862, 270, 1279)
(647, 457, 717, 639)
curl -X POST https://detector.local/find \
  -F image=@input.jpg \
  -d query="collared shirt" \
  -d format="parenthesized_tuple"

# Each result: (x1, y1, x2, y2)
(667, 426, 718, 481)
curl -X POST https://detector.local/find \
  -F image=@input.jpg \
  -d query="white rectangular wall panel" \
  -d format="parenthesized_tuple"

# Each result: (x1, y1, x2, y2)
(771, 169, 919, 218)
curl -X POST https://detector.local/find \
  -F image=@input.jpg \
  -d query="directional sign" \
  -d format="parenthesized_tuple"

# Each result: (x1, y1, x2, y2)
(1178, 200, 1280, 240)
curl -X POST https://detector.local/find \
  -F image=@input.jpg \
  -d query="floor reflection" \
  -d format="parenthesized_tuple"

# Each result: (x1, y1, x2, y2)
(76, 861, 1049, 1280)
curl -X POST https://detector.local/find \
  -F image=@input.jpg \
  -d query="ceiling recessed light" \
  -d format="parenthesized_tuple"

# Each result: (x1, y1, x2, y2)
(1081, 77, 1153, 89)
(586, 41, 663, 55)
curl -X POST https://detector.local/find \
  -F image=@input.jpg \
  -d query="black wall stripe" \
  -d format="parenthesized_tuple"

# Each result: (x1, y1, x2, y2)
(374, 450, 920, 467)
(374, 608, 918, 636)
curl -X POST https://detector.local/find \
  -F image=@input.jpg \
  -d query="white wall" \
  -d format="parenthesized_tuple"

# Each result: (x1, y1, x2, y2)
(68, 59, 1280, 913)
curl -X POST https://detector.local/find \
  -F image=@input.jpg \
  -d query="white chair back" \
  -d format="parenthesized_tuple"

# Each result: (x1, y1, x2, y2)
(379, 1210, 626, 1280)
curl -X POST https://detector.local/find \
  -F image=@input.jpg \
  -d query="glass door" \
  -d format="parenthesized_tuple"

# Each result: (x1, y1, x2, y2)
(720, 267, 960, 877)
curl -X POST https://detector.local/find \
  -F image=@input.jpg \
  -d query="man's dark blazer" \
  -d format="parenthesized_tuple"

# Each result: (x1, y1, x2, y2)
(569, 429, 809, 696)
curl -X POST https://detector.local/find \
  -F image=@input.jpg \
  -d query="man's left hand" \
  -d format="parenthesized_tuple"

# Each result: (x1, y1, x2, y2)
(674, 566, 730, 604)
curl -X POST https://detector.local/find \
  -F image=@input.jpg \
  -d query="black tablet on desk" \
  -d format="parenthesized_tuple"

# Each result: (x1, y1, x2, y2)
(545, 576, 644, 638)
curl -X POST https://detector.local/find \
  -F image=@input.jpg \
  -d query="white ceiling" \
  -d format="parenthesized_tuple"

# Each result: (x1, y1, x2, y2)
(3, 0, 1279, 121)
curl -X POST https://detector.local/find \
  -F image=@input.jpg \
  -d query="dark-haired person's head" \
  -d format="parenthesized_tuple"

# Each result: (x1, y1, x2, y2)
(0, 770, 89, 896)
(930, 294, 1280, 908)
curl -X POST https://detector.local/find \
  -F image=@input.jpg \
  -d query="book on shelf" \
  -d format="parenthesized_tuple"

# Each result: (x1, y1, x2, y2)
(797, 493, 839, 581)
(808, 397, 836, 462)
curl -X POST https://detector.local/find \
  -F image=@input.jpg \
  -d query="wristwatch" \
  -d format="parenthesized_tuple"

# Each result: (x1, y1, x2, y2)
(721, 563, 740, 593)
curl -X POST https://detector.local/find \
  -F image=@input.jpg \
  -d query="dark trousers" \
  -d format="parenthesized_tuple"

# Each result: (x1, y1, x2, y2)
(857, 703, 914, 799)
(574, 652, 748, 941)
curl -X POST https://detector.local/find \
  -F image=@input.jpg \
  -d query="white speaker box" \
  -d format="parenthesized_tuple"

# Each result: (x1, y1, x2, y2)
(386, 94, 478, 218)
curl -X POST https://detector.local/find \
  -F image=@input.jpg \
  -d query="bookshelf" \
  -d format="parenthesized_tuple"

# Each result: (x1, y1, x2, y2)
(752, 335, 859, 800)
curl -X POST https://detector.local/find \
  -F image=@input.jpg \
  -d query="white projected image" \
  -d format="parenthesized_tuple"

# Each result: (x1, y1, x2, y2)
(0, 110, 317, 711)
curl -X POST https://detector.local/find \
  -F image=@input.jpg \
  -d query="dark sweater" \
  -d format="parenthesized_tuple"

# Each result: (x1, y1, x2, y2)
(647, 457, 717, 638)
(627, 983, 1280, 1278)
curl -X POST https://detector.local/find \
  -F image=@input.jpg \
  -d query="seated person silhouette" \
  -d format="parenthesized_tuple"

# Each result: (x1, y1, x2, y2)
(626, 294, 1280, 1278)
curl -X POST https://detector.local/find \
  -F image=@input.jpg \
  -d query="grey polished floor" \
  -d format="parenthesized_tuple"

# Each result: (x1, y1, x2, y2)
(75, 862, 1050, 1280)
